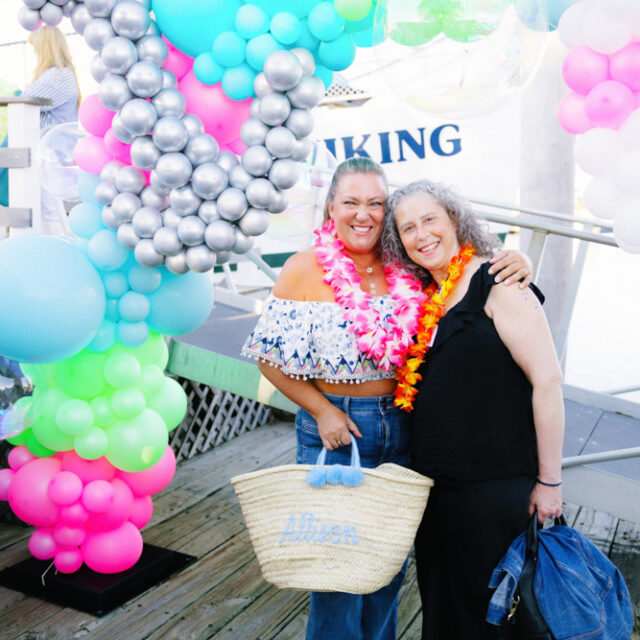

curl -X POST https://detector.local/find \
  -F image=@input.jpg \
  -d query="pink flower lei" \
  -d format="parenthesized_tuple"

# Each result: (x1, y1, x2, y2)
(314, 218, 427, 372)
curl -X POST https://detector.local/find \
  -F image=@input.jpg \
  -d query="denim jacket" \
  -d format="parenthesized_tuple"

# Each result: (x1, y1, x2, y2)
(486, 524, 632, 640)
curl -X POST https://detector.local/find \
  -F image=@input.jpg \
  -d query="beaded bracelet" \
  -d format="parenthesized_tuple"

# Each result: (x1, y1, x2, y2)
(536, 476, 562, 487)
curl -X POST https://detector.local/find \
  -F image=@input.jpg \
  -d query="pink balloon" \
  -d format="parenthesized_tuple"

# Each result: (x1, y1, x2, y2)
(8, 446, 36, 470)
(59, 501, 90, 525)
(104, 128, 131, 161)
(55, 549, 83, 574)
(82, 521, 143, 573)
(8, 458, 60, 527)
(85, 478, 133, 531)
(128, 495, 153, 529)
(82, 479, 114, 513)
(163, 46, 193, 80)
(635, 92, 640, 109)
(585, 81, 636, 129)
(222, 136, 246, 155)
(53, 523, 87, 548)
(74, 136, 112, 174)
(0, 468, 14, 501)
(558, 92, 593, 134)
(78, 93, 114, 137)
(179, 71, 251, 144)
(61, 452, 116, 483)
(562, 46, 609, 95)
(48, 471, 83, 506)
(118, 445, 176, 497)
(611, 42, 640, 91)
(29, 528, 57, 560)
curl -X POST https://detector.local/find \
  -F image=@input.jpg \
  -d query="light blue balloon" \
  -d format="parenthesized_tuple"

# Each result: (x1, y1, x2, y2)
(118, 291, 151, 322)
(212, 31, 247, 67)
(352, 26, 380, 48)
(116, 320, 149, 347)
(147, 268, 214, 335)
(105, 298, 121, 322)
(102, 271, 129, 298)
(0, 235, 106, 363)
(292, 20, 320, 52)
(128, 264, 162, 293)
(246, 33, 283, 71)
(193, 53, 224, 85)
(151, 0, 242, 58)
(250, 0, 317, 19)
(78, 171, 102, 204)
(270, 12, 301, 45)
(222, 65, 256, 101)
(235, 4, 270, 39)
(314, 63, 334, 87)
(87, 319, 117, 353)
(308, 2, 345, 42)
(68, 202, 104, 238)
(317, 33, 355, 71)
(87, 229, 129, 272)
(546, 0, 579, 29)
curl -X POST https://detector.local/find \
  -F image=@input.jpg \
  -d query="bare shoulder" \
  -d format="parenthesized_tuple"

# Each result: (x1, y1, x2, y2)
(485, 279, 543, 319)
(273, 249, 327, 301)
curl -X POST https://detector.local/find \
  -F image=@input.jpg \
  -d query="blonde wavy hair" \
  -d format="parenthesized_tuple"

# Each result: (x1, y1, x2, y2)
(28, 26, 81, 106)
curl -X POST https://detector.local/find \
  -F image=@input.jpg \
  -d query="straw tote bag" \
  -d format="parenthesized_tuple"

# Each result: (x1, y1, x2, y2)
(231, 439, 434, 594)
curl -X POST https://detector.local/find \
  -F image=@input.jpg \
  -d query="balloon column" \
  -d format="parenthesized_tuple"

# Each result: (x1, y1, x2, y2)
(557, 0, 640, 253)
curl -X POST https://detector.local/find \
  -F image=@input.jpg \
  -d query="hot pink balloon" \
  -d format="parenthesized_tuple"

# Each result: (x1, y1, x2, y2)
(585, 81, 636, 129)
(55, 549, 83, 574)
(74, 136, 112, 174)
(82, 479, 114, 513)
(562, 46, 609, 95)
(118, 445, 176, 497)
(59, 501, 90, 525)
(79, 93, 114, 137)
(53, 523, 87, 548)
(48, 471, 83, 506)
(29, 528, 57, 560)
(162, 43, 193, 80)
(179, 71, 251, 144)
(104, 128, 131, 162)
(223, 136, 247, 155)
(8, 446, 36, 470)
(85, 478, 133, 531)
(611, 42, 640, 92)
(82, 521, 143, 573)
(128, 495, 153, 529)
(558, 92, 593, 134)
(62, 452, 116, 483)
(8, 457, 60, 527)
(0, 468, 14, 501)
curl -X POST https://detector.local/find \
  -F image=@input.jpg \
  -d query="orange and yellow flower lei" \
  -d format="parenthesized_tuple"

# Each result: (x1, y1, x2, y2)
(394, 245, 476, 412)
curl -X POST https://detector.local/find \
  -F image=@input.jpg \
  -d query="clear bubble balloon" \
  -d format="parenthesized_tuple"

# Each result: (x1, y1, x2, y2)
(0, 358, 37, 440)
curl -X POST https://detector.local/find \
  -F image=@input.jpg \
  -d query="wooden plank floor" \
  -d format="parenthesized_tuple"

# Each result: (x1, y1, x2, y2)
(1, 422, 639, 640)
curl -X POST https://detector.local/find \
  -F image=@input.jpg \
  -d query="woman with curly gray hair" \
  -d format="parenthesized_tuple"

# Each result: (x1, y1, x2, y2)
(381, 179, 564, 640)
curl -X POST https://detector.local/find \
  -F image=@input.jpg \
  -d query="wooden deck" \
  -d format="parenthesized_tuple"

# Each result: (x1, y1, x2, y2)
(1, 421, 639, 640)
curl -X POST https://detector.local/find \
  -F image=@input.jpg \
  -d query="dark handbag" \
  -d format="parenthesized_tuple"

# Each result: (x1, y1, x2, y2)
(506, 512, 566, 640)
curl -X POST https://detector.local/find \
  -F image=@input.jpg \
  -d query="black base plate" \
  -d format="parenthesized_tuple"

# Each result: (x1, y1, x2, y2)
(0, 544, 196, 616)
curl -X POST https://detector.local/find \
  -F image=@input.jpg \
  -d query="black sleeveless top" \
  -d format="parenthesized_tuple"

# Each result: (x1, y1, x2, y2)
(410, 262, 541, 484)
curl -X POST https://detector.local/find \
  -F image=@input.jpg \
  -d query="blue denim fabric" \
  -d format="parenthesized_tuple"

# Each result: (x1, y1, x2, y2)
(296, 392, 410, 640)
(486, 524, 632, 640)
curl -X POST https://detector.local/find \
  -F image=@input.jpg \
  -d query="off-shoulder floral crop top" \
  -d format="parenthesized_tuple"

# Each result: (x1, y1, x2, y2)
(241, 294, 398, 383)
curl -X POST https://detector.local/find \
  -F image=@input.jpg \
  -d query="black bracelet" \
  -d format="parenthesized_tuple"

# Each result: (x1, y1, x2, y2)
(536, 476, 562, 487)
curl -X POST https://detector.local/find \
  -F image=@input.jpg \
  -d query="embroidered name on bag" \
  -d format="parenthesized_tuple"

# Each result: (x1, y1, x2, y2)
(279, 512, 360, 545)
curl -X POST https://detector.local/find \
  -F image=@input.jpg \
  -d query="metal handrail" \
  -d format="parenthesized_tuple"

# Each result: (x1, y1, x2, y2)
(562, 447, 640, 468)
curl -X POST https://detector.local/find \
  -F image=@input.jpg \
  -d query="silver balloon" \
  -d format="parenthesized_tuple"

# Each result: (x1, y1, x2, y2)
(177, 215, 206, 246)
(145, 17, 160, 36)
(40, 3, 63, 26)
(169, 185, 201, 215)
(162, 207, 183, 228)
(140, 186, 169, 211)
(101, 205, 121, 230)
(265, 126, 296, 158)
(215, 250, 232, 265)
(240, 117, 269, 147)
(85, 0, 117, 18)
(291, 47, 316, 76)
(253, 73, 273, 98)
(23, 0, 46, 9)
(161, 69, 178, 90)
(263, 50, 303, 92)
(152, 88, 186, 118)
(198, 200, 220, 224)
(132, 206, 162, 238)
(217, 188, 248, 222)
(287, 76, 324, 110)
(100, 160, 125, 182)
(98, 74, 133, 111)
(62, 1, 76, 18)
(241, 145, 272, 177)
(268, 189, 289, 213)
(153, 226, 182, 256)
(286, 109, 314, 138)
(150, 169, 172, 195)
(95, 180, 118, 205)
(154, 153, 193, 189)
(111, 191, 141, 222)
(17, 7, 42, 31)
(204, 219, 235, 251)
(71, 3, 91, 34)
(117, 223, 141, 250)
(84, 17, 115, 51)
(111, 0, 150, 40)
(135, 239, 165, 268)
(290, 137, 312, 162)
(228, 164, 253, 190)
(90, 53, 110, 83)
(191, 163, 228, 200)
(119, 98, 157, 136)
(232, 227, 254, 254)
(245, 178, 276, 208)
(115, 165, 146, 194)
(101, 36, 138, 75)
(110, 112, 136, 144)
(186, 245, 215, 273)
(130, 135, 161, 170)
(165, 251, 189, 275)
(152, 116, 189, 153)
(127, 61, 163, 98)
(182, 113, 204, 138)
(185, 134, 219, 166)
(217, 150, 240, 173)
(269, 159, 299, 190)
(136, 35, 168, 67)
(258, 92, 291, 126)
(239, 208, 270, 236)
(249, 98, 261, 119)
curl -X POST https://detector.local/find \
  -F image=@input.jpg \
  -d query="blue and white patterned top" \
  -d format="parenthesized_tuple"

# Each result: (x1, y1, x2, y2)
(242, 294, 398, 383)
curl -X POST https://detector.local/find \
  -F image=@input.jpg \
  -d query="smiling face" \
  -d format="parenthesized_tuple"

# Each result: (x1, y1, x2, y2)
(328, 172, 387, 256)
(394, 192, 461, 283)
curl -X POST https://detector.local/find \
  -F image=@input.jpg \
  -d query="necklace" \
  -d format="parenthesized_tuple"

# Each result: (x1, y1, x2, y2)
(354, 262, 376, 296)
(314, 219, 426, 371)
(394, 245, 476, 412)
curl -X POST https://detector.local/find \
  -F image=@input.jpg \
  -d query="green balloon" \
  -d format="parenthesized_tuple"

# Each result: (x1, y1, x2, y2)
(335, 0, 372, 22)
(74, 426, 108, 460)
(110, 388, 146, 419)
(344, 2, 375, 32)
(146, 378, 187, 432)
(7, 429, 28, 446)
(55, 399, 95, 436)
(25, 430, 55, 457)
(113, 331, 168, 369)
(138, 365, 165, 398)
(103, 353, 141, 389)
(390, 20, 440, 45)
(90, 396, 116, 427)
(30, 387, 75, 451)
(55, 350, 107, 399)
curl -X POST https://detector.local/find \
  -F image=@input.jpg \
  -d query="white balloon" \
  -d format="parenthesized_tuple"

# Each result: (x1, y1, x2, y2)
(582, 6, 633, 55)
(583, 177, 621, 220)
(613, 199, 640, 253)
(613, 150, 640, 196)
(574, 128, 623, 177)
(557, 2, 589, 49)
(618, 110, 640, 152)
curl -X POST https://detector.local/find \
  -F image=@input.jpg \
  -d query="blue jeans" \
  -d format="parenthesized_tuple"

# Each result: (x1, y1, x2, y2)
(296, 392, 410, 640)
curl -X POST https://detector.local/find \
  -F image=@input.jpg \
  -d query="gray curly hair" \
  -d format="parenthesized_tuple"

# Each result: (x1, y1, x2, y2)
(381, 179, 495, 286)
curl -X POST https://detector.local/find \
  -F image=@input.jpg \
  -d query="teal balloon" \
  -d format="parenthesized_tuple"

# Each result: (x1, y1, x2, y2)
(352, 25, 382, 47)
(87, 229, 129, 272)
(127, 264, 162, 293)
(314, 63, 333, 87)
(78, 171, 101, 205)
(147, 268, 214, 335)
(222, 65, 256, 101)
(235, 4, 270, 39)
(317, 33, 355, 71)
(118, 292, 150, 322)
(193, 53, 224, 85)
(270, 12, 302, 45)
(250, 0, 318, 18)
(151, 0, 242, 58)
(246, 33, 283, 71)
(103, 271, 129, 298)
(105, 298, 120, 322)
(308, 2, 345, 41)
(87, 319, 117, 353)
(0, 235, 106, 363)
(343, 3, 375, 33)
(116, 321, 149, 347)
(69, 202, 104, 239)
(212, 31, 247, 67)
